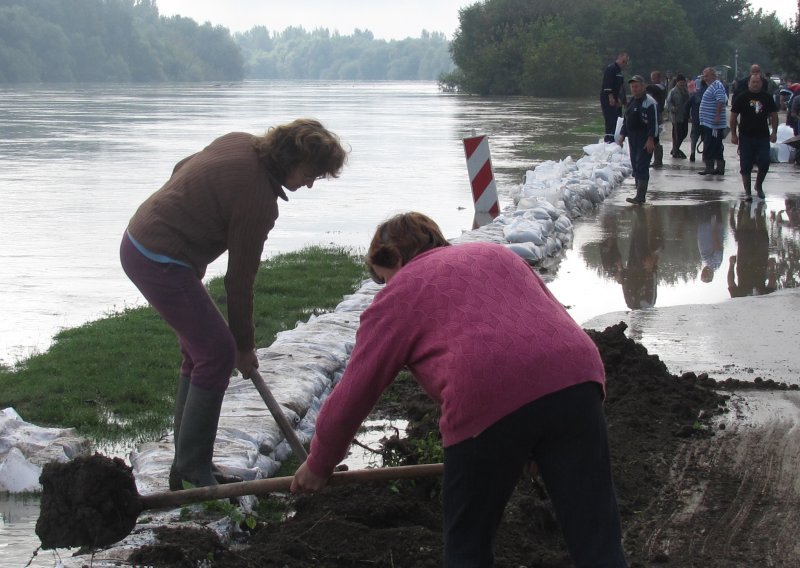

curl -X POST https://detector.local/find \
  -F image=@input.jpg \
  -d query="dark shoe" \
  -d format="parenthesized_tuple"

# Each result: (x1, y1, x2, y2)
(626, 197, 644, 205)
(676, 149, 687, 158)
(756, 188, 765, 199)
(698, 161, 714, 175)
(713, 159, 725, 175)
(689, 153, 696, 162)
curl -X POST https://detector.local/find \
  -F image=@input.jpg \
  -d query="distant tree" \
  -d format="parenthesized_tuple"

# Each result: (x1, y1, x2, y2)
(0, 0, 244, 83)
(235, 25, 454, 81)
(444, 0, 791, 97)
(519, 18, 600, 97)
(765, 12, 800, 79)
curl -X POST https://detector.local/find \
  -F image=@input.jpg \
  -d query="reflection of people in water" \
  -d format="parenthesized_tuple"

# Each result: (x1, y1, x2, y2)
(776, 197, 800, 229)
(599, 213, 624, 280)
(696, 201, 725, 283)
(622, 208, 663, 309)
(728, 200, 777, 297)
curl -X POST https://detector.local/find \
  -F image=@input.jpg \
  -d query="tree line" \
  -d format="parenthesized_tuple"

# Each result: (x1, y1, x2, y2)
(443, 0, 799, 96)
(0, 0, 453, 83)
(237, 27, 453, 81)
(1, 0, 796, 98)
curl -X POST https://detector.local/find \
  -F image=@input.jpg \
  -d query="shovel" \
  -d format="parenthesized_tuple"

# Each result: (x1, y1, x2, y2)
(245, 367, 309, 461)
(36, 453, 443, 550)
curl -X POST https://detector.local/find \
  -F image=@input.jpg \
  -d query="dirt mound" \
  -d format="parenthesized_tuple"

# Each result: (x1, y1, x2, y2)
(101, 321, 758, 567)
(36, 453, 141, 549)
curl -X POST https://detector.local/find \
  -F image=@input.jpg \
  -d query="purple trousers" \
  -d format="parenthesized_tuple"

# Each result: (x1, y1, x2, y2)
(120, 233, 235, 393)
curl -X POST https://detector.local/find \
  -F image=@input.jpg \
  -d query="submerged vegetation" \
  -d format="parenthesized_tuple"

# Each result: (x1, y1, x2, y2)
(0, 246, 365, 444)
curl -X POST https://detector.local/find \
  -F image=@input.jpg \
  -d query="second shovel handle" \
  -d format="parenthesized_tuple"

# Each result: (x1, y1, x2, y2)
(248, 368, 309, 461)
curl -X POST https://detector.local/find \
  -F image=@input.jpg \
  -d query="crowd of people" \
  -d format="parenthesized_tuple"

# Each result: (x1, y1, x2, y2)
(600, 53, 793, 204)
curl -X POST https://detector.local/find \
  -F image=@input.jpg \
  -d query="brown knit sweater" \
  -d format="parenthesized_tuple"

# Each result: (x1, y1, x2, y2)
(127, 132, 288, 352)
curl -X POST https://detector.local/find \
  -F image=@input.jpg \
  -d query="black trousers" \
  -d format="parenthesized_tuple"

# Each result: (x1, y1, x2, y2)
(442, 382, 627, 568)
(602, 102, 622, 143)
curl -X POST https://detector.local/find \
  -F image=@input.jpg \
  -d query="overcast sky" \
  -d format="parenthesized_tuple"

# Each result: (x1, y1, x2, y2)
(154, 0, 475, 40)
(154, 0, 797, 39)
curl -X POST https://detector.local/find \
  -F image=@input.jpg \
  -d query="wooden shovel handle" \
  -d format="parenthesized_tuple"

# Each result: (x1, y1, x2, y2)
(140, 463, 444, 511)
(247, 367, 309, 461)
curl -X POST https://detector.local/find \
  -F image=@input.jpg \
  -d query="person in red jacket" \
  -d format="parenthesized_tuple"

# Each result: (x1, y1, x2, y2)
(291, 212, 628, 568)
(121, 119, 347, 490)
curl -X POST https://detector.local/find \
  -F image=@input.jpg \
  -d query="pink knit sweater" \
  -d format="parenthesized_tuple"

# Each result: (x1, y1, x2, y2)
(307, 242, 606, 477)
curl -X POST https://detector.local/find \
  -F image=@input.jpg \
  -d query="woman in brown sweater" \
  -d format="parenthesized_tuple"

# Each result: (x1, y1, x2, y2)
(120, 119, 347, 489)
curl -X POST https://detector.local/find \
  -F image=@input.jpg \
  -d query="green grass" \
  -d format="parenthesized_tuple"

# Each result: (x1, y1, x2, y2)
(570, 116, 605, 135)
(0, 246, 366, 445)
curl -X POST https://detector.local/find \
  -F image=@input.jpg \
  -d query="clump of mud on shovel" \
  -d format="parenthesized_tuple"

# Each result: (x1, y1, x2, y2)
(36, 453, 142, 549)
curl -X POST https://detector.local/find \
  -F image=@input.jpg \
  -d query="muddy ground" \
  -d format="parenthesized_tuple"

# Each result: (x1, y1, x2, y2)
(97, 322, 799, 567)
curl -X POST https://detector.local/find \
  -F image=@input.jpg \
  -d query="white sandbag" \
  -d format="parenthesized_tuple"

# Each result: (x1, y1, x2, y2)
(0, 447, 41, 493)
(776, 124, 794, 143)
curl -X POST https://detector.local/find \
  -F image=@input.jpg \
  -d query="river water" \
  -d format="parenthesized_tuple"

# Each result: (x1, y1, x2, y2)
(2, 81, 799, 566)
(0, 80, 599, 366)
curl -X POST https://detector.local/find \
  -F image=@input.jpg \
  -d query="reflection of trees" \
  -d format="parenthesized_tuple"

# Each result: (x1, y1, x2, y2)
(768, 195, 800, 291)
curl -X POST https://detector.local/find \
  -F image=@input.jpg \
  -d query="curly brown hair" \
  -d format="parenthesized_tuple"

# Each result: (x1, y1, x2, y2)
(252, 118, 348, 183)
(366, 212, 451, 283)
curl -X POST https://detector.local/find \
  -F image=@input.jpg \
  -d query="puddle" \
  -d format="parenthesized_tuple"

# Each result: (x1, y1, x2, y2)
(546, 189, 800, 326)
(0, 494, 67, 568)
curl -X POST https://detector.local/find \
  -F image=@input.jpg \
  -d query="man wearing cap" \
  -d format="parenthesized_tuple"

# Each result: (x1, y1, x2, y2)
(600, 52, 629, 143)
(666, 74, 690, 158)
(619, 75, 658, 205)
(730, 74, 778, 200)
(698, 67, 729, 176)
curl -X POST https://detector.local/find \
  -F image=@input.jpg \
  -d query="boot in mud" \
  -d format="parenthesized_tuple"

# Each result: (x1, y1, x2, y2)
(652, 144, 663, 168)
(171, 384, 223, 490)
(626, 180, 648, 205)
(698, 160, 714, 175)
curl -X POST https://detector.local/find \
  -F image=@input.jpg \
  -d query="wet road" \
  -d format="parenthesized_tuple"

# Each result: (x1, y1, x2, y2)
(556, 137, 800, 384)
(547, 141, 800, 327)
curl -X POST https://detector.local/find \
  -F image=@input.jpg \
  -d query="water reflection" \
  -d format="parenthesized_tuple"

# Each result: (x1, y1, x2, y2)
(770, 195, 800, 291)
(728, 201, 775, 297)
(561, 191, 800, 323)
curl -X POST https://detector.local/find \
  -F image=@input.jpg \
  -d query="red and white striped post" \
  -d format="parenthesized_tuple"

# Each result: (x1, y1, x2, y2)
(463, 134, 500, 228)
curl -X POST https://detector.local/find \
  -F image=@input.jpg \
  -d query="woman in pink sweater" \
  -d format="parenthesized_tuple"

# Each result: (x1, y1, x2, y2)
(292, 212, 627, 567)
(121, 119, 347, 490)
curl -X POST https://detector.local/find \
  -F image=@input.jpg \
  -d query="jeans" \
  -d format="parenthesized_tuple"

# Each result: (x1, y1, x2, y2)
(627, 130, 653, 182)
(702, 127, 725, 161)
(738, 135, 771, 175)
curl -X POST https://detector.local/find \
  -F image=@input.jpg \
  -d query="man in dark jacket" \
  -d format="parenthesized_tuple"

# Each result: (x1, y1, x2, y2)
(619, 75, 658, 205)
(646, 70, 667, 167)
(600, 52, 629, 143)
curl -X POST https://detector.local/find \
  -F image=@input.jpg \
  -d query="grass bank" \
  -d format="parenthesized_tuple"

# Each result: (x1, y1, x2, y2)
(0, 246, 365, 445)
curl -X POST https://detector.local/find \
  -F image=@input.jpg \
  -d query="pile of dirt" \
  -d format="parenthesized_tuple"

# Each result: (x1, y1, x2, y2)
(73, 322, 796, 566)
(36, 453, 141, 549)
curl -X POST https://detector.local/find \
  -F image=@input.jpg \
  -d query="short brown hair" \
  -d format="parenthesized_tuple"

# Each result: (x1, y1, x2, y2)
(366, 212, 450, 283)
(253, 118, 348, 182)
